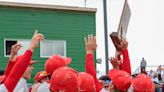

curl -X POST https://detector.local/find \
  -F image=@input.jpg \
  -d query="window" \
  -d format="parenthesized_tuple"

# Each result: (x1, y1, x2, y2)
(4, 39, 66, 58)
(4, 39, 30, 57)
(40, 40, 66, 58)
(17, 40, 31, 55)
(5, 40, 17, 56)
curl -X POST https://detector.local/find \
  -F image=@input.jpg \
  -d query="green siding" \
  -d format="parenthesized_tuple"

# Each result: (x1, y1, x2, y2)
(0, 6, 96, 83)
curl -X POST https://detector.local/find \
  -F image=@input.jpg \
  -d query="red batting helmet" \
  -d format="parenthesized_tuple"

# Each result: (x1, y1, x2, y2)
(50, 67, 78, 92)
(78, 72, 95, 92)
(132, 74, 155, 92)
(108, 69, 132, 91)
(45, 55, 71, 75)
(34, 71, 48, 83)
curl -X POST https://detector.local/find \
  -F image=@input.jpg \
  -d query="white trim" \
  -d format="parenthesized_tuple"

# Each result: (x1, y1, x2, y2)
(0, 1, 96, 12)
(64, 41, 67, 57)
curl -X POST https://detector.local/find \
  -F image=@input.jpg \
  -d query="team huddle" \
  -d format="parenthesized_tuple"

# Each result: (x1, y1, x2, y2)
(0, 31, 155, 92)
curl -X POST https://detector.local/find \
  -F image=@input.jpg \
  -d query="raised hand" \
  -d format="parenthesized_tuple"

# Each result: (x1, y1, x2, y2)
(114, 39, 128, 60)
(10, 43, 22, 55)
(9, 43, 22, 61)
(115, 39, 128, 51)
(109, 57, 121, 69)
(28, 30, 44, 51)
(120, 39, 128, 50)
(84, 34, 97, 54)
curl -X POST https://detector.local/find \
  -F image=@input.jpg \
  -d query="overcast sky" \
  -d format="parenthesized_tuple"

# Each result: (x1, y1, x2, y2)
(0, 0, 164, 77)
(125, 0, 164, 72)
(107, 0, 164, 76)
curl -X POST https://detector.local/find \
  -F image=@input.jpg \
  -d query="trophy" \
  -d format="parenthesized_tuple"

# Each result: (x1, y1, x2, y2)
(110, 32, 121, 51)
(110, 0, 131, 51)
(117, 0, 131, 40)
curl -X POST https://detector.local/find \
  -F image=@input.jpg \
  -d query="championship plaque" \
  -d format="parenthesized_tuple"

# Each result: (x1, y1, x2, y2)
(110, 0, 131, 51)
(110, 32, 121, 51)
(117, 0, 131, 40)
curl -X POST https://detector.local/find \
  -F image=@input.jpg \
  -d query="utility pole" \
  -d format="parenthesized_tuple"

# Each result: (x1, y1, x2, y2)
(84, 0, 86, 8)
(103, 0, 109, 74)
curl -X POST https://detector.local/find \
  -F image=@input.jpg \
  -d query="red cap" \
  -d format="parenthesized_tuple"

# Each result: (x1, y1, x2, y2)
(108, 69, 119, 80)
(50, 67, 78, 92)
(132, 74, 155, 92)
(16, 55, 38, 65)
(108, 69, 132, 91)
(0, 75, 6, 83)
(34, 71, 48, 83)
(78, 72, 95, 92)
(45, 55, 71, 75)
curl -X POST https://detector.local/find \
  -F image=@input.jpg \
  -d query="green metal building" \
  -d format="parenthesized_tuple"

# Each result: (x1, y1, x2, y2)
(0, 2, 96, 83)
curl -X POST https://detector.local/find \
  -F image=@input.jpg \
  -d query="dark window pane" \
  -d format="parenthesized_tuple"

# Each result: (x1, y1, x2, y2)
(5, 40, 17, 55)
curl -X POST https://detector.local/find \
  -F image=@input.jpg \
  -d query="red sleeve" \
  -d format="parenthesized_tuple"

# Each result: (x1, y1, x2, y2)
(119, 63, 123, 70)
(86, 54, 102, 92)
(118, 55, 123, 70)
(4, 60, 15, 77)
(115, 53, 124, 70)
(4, 50, 33, 92)
(121, 49, 131, 75)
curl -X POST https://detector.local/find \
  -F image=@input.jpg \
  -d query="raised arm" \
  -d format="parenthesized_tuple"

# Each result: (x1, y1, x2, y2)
(116, 39, 131, 75)
(121, 40, 131, 75)
(84, 34, 102, 92)
(4, 44, 22, 77)
(4, 31, 44, 92)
